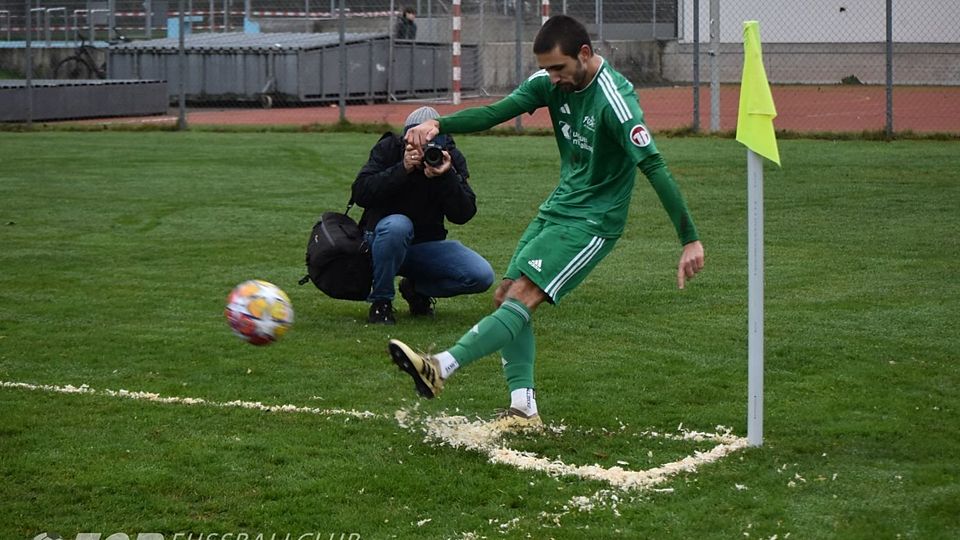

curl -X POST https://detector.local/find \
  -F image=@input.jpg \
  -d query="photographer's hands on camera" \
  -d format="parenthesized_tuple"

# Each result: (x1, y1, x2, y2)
(405, 119, 451, 178)
(403, 143, 451, 178)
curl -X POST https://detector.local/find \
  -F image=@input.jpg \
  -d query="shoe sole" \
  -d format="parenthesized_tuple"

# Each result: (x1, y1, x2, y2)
(490, 408, 544, 432)
(388, 339, 436, 399)
(494, 417, 544, 431)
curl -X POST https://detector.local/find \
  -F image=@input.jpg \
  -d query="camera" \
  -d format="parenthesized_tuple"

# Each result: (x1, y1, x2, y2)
(423, 134, 453, 168)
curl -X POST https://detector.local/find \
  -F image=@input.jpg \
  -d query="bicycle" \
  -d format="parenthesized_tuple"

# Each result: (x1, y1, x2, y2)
(54, 30, 129, 79)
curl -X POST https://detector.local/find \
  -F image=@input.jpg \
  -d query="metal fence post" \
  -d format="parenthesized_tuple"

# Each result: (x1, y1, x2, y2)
(885, 0, 893, 138)
(692, 0, 700, 132)
(652, 0, 657, 39)
(709, 0, 720, 132)
(514, 0, 523, 132)
(25, 0, 33, 128)
(145, 0, 152, 38)
(338, 0, 346, 122)
(108, 0, 116, 42)
(177, 0, 187, 130)
(387, 0, 395, 101)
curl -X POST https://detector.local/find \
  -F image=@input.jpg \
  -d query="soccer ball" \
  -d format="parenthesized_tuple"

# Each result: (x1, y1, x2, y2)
(225, 279, 294, 345)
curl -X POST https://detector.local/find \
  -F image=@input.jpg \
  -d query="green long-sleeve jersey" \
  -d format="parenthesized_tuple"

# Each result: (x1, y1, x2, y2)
(438, 59, 699, 244)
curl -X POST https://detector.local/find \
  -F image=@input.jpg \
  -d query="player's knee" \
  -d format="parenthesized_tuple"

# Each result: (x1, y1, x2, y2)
(507, 277, 547, 310)
(493, 279, 513, 307)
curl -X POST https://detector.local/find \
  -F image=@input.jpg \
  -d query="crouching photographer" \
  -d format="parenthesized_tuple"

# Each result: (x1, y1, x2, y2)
(351, 107, 495, 324)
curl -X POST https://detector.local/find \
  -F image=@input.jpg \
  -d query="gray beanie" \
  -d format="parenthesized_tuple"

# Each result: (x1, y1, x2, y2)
(403, 106, 440, 131)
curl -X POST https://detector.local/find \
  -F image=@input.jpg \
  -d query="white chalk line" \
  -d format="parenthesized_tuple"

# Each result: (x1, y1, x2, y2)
(0, 380, 382, 419)
(396, 408, 748, 492)
(396, 408, 749, 532)
(2, 379, 748, 495)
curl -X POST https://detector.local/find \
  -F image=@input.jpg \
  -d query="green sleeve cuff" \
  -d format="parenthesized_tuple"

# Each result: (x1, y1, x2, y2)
(639, 154, 700, 245)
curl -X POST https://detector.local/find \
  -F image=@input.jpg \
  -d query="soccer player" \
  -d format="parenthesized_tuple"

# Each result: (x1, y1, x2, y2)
(388, 15, 704, 428)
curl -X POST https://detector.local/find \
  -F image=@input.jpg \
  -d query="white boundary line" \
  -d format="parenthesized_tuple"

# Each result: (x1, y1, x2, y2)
(0, 380, 382, 419)
(397, 410, 748, 492)
(2, 380, 748, 493)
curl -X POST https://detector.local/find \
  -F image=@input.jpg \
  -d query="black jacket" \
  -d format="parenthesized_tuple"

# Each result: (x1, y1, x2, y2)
(352, 132, 476, 244)
(395, 16, 417, 40)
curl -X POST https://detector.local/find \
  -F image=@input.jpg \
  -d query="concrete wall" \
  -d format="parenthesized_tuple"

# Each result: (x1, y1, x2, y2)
(478, 39, 960, 92)
(679, 0, 960, 43)
(479, 40, 664, 92)
(256, 15, 539, 43)
(662, 41, 960, 85)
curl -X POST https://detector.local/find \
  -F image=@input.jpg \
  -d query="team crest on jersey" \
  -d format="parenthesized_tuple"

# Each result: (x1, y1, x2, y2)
(629, 124, 652, 147)
(583, 115, 596, 131)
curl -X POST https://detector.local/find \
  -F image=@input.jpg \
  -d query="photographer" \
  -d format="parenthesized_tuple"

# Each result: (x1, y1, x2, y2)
(395, 7, 417, 40)
(352, 107, 495, 325)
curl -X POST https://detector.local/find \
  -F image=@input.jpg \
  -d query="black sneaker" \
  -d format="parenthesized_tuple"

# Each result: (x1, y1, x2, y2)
(399, 278, 435, 317)
(368, 300, 396, 325)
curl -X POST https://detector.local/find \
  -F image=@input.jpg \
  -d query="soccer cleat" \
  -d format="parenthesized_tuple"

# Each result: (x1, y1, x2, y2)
(399, 278, 435, 317)
(489, 407, 544, 432)
(368, 300, 396, 325)
(388, 338, 444, 399)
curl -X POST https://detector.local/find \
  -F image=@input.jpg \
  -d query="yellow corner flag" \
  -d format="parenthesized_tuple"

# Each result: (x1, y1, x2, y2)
(736, 21, 781, 166)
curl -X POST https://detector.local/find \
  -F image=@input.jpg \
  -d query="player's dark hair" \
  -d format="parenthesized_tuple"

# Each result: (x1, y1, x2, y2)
(533, 15, 592, 59)
(403, 7, 416, 16)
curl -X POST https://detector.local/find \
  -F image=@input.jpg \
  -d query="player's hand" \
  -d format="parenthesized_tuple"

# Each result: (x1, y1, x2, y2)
(423, 150, 452, 178)
(677, 240, 705, 289)
(405, 119, 440, 150)
(403, 144, 423, 172)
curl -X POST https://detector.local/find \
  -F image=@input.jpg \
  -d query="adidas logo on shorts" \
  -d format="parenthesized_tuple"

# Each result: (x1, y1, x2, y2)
(528, 259, 543, 272)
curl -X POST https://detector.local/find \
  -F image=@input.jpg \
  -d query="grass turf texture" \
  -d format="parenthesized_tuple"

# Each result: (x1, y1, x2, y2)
(0, 132, 958, 538)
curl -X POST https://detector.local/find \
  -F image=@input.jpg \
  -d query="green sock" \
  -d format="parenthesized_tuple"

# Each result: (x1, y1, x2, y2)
(502, 321, 536, 391)
(448, 298, 531, 367)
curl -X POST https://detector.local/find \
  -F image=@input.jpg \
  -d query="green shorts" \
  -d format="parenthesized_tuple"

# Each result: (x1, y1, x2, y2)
(504, 217, 617, 304)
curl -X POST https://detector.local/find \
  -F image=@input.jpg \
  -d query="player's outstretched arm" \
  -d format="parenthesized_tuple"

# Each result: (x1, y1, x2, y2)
(406, 96, 533, 152)
(677, 240, 704, 289)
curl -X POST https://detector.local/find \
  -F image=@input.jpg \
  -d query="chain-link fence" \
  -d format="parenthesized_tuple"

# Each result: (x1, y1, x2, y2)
(1, 1, 958, 134)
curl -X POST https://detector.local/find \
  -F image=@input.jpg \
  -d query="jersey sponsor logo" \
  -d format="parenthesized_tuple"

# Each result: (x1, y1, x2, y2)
(528, 259, 543, 272)
(559, 121, 594, 152)
(560, 103, 571, 114)
(583, 115, 596, 131)
(629, 124, 652, 147)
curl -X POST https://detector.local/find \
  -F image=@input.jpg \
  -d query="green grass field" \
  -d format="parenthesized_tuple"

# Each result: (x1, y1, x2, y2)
(1, 132, 958, 539)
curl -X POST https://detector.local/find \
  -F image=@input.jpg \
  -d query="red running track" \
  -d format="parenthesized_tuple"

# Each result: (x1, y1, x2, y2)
(76, 85, 960, 134)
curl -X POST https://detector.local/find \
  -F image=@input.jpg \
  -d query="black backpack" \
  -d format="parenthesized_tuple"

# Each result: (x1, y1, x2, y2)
(298, 202, 372, 301)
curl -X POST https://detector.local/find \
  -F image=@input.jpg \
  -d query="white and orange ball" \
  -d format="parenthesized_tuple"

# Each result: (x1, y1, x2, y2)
(225, 280, 294, 345)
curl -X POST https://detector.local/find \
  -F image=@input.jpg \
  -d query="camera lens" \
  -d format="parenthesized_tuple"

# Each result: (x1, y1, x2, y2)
(423, 146, 444, 168)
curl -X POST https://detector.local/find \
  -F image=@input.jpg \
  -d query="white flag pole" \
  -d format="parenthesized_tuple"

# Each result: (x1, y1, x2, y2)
(747, 149, 765, 447)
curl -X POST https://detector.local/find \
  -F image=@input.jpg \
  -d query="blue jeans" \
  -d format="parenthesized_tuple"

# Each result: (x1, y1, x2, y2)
(366, 214, 495, 302)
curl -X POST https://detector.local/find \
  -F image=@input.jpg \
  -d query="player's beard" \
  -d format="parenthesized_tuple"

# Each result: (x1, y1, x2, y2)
(556, 61, 588, 93)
